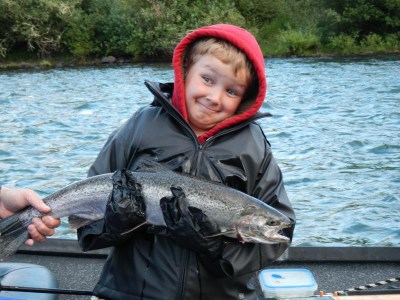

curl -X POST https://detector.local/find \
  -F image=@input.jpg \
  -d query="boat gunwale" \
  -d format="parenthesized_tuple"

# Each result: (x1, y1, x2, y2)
(16, 238, 400, 262)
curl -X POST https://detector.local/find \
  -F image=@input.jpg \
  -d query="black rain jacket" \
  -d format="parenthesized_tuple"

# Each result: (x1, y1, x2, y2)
(78, 81, 295, 300)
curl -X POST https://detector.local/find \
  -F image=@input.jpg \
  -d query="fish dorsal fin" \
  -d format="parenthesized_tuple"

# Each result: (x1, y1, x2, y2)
(134, 159, 172, 173)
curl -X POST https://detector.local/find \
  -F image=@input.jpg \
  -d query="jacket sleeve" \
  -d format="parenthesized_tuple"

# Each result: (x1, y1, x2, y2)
(225, 149, 295, 277)
(77, 115, 138, 251)
(203, 127, 296, 278)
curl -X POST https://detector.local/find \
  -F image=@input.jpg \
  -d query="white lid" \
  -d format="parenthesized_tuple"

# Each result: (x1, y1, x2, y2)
(259, 268, 317, 289)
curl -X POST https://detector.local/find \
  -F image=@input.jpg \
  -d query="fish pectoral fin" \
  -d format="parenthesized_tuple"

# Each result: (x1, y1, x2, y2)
(68, 216, 93, 229)
(121, 220, 149, 236)
(205, 229, 236, 239)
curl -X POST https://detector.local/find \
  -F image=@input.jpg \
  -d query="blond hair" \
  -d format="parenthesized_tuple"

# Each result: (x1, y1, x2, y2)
(183, 38, 257, 97)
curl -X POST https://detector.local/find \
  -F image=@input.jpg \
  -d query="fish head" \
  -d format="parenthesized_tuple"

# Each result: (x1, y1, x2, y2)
(235, 205, 292, 244)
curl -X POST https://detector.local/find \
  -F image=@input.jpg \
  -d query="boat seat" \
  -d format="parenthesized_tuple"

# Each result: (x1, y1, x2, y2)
(0, 263, 58, 300)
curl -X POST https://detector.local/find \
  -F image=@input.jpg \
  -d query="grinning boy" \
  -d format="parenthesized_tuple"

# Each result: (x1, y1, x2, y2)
(78, 24, 295, 300)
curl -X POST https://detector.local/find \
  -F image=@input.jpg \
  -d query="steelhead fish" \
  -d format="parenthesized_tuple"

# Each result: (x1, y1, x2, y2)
(0, 167, 292, 260)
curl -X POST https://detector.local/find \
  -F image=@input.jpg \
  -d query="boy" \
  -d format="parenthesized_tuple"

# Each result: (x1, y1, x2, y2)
(78, 24, 295, 299)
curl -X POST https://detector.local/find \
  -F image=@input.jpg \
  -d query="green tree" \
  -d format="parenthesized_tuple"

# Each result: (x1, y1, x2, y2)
(1, 0, 399, 62)
(0, 0, 80, 58)
(123, 0, 246, 59)
(319, 0, 400, 41)
(247, 0, 323, 56)
(64, 0, 134, 58)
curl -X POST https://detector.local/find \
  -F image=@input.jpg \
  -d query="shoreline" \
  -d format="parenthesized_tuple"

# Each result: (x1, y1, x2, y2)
(1, 51, 399, 71)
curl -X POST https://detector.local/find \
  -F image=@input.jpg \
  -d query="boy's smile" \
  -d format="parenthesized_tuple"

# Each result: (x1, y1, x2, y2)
(184, 54, 249, 136)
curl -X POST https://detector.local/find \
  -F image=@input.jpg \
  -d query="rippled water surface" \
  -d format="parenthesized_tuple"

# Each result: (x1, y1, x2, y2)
(1, 56, 399, 246)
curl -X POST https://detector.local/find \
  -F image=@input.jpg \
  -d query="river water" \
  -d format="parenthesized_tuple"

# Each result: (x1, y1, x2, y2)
(1, 55, 399, 247)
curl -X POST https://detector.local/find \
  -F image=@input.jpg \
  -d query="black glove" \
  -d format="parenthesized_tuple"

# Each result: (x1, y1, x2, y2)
(147, 186, 224, 260)
(104, 169, 147, 236)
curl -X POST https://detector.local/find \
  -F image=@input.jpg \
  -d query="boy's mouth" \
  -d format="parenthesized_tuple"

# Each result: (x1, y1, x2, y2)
(197, 100, 219, 112)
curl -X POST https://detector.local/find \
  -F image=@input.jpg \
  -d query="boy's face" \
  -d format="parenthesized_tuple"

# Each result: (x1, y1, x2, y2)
(184, 54, 249, 136)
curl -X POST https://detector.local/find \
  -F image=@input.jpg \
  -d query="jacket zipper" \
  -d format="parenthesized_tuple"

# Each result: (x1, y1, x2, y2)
(145, 81, 273, 297)
(146, 81, 199, 298)
(145, 80, 273, 175)
(176, 248, 190, 300)
(196, 113, 272, 171)
(145, 81, 203, 175)
(145, 81, 200, 145)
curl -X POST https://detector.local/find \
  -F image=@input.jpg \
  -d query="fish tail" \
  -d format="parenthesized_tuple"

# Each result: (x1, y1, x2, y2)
(0, 214, 29, 261)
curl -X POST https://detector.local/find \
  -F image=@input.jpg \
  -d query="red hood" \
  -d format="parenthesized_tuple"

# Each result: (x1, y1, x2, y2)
(171, 24, 267, 143)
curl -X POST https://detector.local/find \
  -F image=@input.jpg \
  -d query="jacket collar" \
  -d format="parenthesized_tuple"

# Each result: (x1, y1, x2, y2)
(145, 80, 271, 142)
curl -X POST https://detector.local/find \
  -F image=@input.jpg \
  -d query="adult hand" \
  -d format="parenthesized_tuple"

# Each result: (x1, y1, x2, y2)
(0, 186, 61, 246)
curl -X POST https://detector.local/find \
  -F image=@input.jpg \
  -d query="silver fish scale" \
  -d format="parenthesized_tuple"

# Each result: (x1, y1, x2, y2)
(17, 170, 243, 228)
(134, 171, 267, 231)
(16, 170, 283, 233)
(0, 170, 290, 261)
(19, 174, 113, 226)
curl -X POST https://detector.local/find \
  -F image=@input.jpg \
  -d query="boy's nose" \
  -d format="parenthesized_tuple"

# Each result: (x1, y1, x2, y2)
(207, 87, 223, 107)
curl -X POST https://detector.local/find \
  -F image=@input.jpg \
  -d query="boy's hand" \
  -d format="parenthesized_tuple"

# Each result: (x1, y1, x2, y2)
(0, 187, 61, 246)
(148, 186, 224, 260)
(104, 169, 147, 235)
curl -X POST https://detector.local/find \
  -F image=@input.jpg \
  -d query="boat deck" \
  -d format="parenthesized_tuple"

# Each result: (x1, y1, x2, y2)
(3, 239, 400, 299)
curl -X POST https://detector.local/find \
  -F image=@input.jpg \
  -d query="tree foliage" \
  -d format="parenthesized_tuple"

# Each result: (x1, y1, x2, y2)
(0, 0, 80, 58)
(320, 0, 400, 38)
(0, 0, 398, 60)
(123, 0, 246, 59)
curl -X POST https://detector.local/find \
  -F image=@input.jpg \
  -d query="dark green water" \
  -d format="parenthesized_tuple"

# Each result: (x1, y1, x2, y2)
(1, 56, 399, 246)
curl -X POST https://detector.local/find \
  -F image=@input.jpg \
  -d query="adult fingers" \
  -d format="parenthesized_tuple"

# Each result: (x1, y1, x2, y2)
(30, 217, 56, 237)
(27, 223, 47, 244)
(41, 215, 61, 229)
(24, 189, 51, 214)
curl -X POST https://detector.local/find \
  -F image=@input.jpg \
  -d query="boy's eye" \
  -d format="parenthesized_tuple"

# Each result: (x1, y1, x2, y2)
(227, 89, 237, 96)
(202, 76, 212, 84)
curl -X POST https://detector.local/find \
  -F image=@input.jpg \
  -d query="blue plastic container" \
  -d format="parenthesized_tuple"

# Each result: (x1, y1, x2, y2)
(258, 268, 318, 299)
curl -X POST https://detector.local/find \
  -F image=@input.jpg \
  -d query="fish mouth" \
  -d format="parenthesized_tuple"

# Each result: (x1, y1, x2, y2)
(270, 231, 291, 243)
(237, 227, 290, 244)
(240, 234, 289, 244)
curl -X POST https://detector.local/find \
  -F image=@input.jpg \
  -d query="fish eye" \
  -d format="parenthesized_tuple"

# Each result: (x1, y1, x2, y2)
(266, 220, 277, 226)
